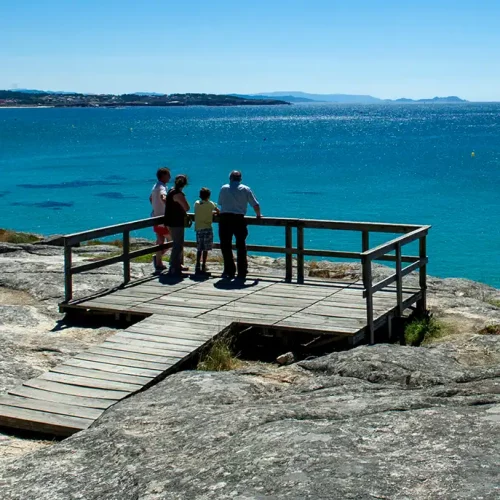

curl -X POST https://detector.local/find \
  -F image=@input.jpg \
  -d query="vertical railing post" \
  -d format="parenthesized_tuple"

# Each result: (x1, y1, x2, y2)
(297, 223, 304, 284)
(123, 230, 131, 285)
(64, 240, 73, 303)
(362, 230, 370, 252)
(362, 255, 374, 344)
(417, 235, 427, 314)
(285, 225, 293, 283)
(395, 242, 403, 316)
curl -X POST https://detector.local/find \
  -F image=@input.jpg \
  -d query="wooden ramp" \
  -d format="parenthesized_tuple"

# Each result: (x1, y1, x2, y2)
(0, 273, 420, 437)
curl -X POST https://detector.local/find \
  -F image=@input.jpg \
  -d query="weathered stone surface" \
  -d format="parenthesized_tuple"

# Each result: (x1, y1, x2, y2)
(0, 247, 132, 463)
(1, 341, 499, 499)
(0, 242, 499, 498)
(37, 235, 65, 246)
(0, 243, 151, 309)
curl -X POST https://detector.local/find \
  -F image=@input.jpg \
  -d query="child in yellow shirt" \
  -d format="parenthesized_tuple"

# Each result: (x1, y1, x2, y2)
(194, 187, 219, 275)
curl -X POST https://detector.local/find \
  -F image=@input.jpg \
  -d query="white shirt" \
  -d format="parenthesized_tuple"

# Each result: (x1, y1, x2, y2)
(151, 181, 167, 217)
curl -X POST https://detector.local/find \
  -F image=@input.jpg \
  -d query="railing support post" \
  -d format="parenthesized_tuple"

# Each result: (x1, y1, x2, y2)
(64, 241, 73, 303)
(417, 235, 427, 314)
(123, 230, 131, 285)
(362, 230, 370, 252)
(285, 225, 293, 283)
(297, 223, 304, 284)
(395, 242, 403, 316)
(362, 255, 374, 344)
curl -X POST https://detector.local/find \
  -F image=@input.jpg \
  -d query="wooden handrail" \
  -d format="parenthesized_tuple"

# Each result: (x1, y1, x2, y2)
(361, 226, 430, 261)
(62, 214, 430, 346)
(64, 215, 423, 246)
(361, 225, 430, 343)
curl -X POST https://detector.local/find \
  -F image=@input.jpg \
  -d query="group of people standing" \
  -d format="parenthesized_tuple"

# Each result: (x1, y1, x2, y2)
(150, 167, 261, 280)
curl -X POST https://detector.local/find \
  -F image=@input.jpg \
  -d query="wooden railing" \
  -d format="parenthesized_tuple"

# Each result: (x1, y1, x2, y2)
(62, 215, 430, 343)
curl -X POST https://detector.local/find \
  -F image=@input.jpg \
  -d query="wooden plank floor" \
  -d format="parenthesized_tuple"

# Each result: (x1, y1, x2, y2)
(0, 273, 420, 437)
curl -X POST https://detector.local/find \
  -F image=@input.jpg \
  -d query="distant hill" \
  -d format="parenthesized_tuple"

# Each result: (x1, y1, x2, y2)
(254, 91, 468, 104)
(4, 89, 468, 105)
(258, 91, 382, 103)
(12, 88, 77, 95)
(392, 96, 467, 103)
(231, 93, 316, 103)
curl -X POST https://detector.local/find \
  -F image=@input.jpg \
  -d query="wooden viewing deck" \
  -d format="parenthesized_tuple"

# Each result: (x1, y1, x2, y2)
(0, 215, 429, 437)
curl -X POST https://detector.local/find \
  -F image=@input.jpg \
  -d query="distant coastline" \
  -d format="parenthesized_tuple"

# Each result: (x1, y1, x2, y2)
(0, 89, 475, 107)
(246, 92, 469, 104)
(0, 91, 289, 108)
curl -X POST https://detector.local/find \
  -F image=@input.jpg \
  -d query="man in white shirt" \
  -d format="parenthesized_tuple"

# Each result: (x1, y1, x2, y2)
(150, 167, 171, 271)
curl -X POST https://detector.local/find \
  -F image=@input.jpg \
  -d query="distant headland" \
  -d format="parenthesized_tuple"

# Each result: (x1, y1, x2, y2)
(0, 89, 471, 107)
(240, 91, 469, 104)
(0, 90, 289, 108)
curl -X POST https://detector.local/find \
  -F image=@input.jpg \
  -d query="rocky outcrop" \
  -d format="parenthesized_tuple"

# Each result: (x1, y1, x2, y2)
(1, 339, 499, 499)
(0, 242, 499, 498)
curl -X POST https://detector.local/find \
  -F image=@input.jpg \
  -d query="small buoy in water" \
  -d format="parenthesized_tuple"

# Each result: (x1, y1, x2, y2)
(471, 151, 475, 158)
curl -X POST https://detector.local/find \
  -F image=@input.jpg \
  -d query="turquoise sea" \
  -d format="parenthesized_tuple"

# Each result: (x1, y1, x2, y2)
(0, 104, 499, 287)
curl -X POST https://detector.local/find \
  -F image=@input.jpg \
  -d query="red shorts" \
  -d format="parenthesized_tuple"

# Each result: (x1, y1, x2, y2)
(153, 225, 170, 238)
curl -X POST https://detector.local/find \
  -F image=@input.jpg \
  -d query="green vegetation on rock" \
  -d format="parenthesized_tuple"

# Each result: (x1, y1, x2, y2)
(197, 337, 240, 371)
(0, 229, 41, 244)
(486, 297, 500, 308)
(478, 324, 500, 335)
(84, 239, 123, 248)
(404, 315, 445, 346)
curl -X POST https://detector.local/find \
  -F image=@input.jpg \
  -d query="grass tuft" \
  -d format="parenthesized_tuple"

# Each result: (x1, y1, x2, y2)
(197, 337, 240, 371)
(478, 324, 500, 335)
(131, 253, 170, 264)
(0, 229, 41, 244)
(84, 239, 123, 248)
(84, 251, 121, 262)
(206, 254, 225, 264)
(84, 251, 169, 264)
(404, 314, 444, 346)
(486, 298, 500, 308)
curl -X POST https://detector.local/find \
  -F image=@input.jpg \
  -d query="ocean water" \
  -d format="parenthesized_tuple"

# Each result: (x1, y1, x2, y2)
(0, 104, 499, 287)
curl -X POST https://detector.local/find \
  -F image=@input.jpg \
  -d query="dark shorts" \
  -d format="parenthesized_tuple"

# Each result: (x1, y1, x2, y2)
(196, 228, 213, 251)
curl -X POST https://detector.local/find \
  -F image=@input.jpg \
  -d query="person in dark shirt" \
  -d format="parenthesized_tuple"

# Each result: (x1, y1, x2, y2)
(164, 175, 190, 276)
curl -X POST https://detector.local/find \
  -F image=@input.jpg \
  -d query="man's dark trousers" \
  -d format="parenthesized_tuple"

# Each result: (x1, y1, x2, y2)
(219, 213, 248, 277)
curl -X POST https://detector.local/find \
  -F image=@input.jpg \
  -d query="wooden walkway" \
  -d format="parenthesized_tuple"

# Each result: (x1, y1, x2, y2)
(0, 273, 419, 437)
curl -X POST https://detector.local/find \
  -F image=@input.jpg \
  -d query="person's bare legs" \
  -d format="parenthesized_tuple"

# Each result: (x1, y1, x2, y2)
(155, 234, 166, 268)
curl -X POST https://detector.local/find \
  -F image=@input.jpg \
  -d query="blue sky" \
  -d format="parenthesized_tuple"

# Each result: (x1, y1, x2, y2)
(2, 0, 500, 100)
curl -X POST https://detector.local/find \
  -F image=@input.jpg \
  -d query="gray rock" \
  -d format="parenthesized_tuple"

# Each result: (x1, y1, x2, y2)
(0, 243, 19, 255)
(276, 351, 295, 365)
(1, 341, 500, 499)
(0, 243, 499, 498)
(0, 291, 115, 395)
(72, 244, 122, 254)
(130, 237, 156, 247)
(36, 235, 65, 247)
(0, 243, 151, 307)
